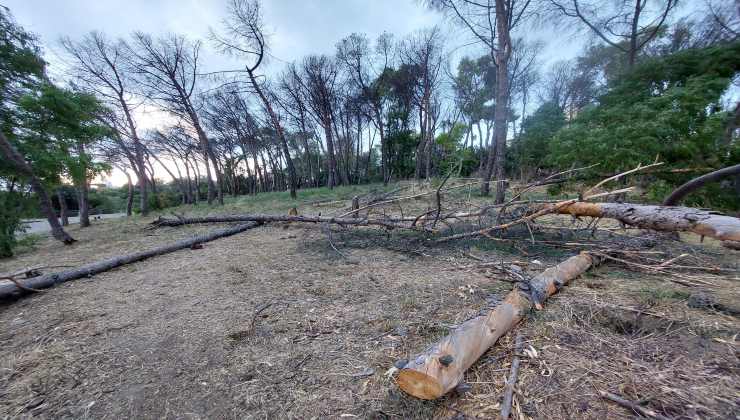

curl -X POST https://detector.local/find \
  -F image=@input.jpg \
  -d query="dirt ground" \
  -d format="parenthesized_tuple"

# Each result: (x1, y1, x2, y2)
(1, 190, 739, 419)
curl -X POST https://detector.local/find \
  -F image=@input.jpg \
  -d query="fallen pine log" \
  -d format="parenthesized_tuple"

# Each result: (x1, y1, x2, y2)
(545, 202, 740, 242)
(150, 214, 433, 232)
(0, 222, 261, 298)
(396, 252, 596, 400)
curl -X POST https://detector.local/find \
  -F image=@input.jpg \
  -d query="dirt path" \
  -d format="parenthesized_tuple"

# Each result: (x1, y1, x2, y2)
(1, 216, 738, 419)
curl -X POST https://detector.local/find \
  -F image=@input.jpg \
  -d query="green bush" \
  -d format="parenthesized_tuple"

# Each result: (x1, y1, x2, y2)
(0, 192, 24, 257)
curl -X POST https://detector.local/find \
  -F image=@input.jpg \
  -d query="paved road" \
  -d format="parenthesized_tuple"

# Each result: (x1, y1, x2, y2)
(20, 213, 126, 235)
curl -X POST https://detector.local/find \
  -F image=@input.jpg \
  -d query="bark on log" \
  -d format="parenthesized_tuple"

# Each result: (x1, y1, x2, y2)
(396, 252, 596, 399)
(151, 214, 432, 232)
(545, 202, 740, 242)
(0, 222, 261, 298)
(663, 164, 740, 206)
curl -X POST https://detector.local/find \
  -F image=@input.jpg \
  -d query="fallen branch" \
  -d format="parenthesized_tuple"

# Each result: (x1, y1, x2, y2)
(500, 334, 524, 419)
(395, 252, 596, 399)
(0, 222, 262, 298)
(151, 213, 434, 232)
(663, 163, 740, 206)
(598, 390, 669, 420)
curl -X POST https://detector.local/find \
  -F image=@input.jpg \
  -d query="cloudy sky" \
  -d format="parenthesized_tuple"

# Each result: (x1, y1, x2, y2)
(4, 0, 450, 77)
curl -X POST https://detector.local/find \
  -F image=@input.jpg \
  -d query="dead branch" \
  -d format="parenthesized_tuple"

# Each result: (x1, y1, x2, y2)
(598, 390, 670, 420)
(663, 163, 740, 206)
(500, 334, 524, 419)
(0, 222, 262, 298)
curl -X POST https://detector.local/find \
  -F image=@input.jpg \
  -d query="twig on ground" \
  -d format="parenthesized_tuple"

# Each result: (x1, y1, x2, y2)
(501, 334, 524, 419)
(249, 302, 274, 334)
(598, 390, 670, 420)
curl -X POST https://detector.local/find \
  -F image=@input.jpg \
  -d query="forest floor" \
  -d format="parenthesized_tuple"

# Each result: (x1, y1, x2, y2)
(1, 183, 738, 419)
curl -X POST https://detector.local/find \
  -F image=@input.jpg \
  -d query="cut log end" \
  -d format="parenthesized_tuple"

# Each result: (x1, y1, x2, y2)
(396, 370, 444, 400)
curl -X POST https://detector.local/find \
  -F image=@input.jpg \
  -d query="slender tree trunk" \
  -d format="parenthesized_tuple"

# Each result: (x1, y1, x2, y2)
(57, 189, 69, 226)
(124, 170, 134, 216)
(481, 3, 512, 203)
(0, 131, 74, 243)
(120, 99, 149, 216)
(193, 158, 202, 204)
(627, 0, 642, 68)
(209, 151, 225, 205)
(248, 69, 298, 199)
(323, 118, 338, 188)
(77, 181, 90, 228)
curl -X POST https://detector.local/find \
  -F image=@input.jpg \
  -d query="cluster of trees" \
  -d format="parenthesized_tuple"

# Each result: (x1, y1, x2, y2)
(512, 0, 739, 208)
(1, 0, 738, 254)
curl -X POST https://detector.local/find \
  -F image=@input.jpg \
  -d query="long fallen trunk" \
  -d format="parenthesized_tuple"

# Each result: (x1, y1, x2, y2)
(0, 222, 261, 298)
(396, 252, 596, 400)
(544, 202, 740, 242)
(151, 214, 432, 232)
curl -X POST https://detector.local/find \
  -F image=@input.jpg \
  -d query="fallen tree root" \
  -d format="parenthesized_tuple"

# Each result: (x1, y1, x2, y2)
(150, 214, 433, 232)
(396, 252, 596, 399)
(0, 222, 261, 298)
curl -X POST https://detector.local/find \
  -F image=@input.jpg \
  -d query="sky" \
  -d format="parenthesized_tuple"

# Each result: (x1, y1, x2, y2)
(4, 0, 447, 77)
(1, 0, 642, 187)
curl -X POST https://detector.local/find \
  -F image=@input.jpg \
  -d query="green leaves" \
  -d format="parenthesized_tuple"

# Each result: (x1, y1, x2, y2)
(548, 42, 740, 208)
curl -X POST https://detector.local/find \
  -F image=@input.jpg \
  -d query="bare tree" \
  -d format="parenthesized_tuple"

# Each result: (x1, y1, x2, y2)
(549, 0, 679, 68)
(399, 26, 445, 181)
(212, 0, 298, 199)
(61, 32, 151, 215)
(278, 64, 319, 187)
(297, 55, 342, 188)
(430, 0, 534, 202)
(125, 32, 223, 205)
(336, 32, 396, 184)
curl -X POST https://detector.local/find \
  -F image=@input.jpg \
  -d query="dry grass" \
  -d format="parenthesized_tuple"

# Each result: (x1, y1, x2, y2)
(1, 182, 738, 419)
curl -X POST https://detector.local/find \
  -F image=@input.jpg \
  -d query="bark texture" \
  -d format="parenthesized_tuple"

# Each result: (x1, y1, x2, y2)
(547, 202, 740, 242)
(396, 253, 595, 399)
(0, 222, 261, 298)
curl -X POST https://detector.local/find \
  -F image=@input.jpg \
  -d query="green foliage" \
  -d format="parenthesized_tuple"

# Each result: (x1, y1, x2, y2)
(435, 122, 478, 176)
(549, 43, 740, 208)
(511, 102, 566, 178)
(16, 83, 111, 186)
(149, 190, 182, 211)
(385, 130, 418, 179)
(452, 55, 495, 121)
(0, 191, 23, 257)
